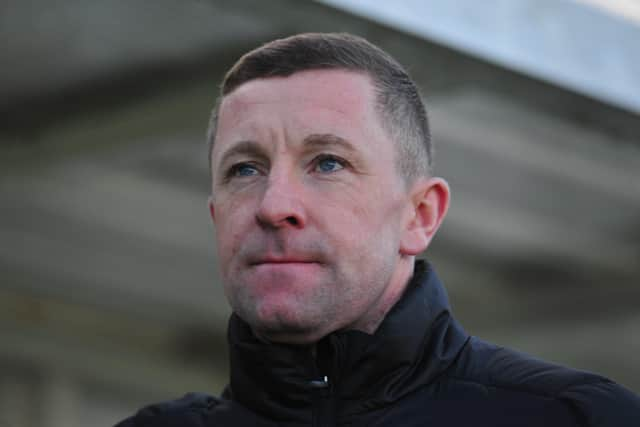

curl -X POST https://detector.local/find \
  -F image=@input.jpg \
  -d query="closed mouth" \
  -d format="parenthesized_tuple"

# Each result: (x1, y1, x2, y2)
(253, 260, 317, 265)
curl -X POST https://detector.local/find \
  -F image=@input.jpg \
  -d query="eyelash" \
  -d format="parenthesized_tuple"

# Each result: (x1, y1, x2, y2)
(223, 154, 350, 181)
(311, 154, 349, 173)
(224, 162, 261, 181)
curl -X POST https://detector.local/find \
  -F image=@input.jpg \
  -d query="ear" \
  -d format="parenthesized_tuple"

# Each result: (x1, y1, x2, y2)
(400, 177, 450, 256)
(208, 195, 216, 223)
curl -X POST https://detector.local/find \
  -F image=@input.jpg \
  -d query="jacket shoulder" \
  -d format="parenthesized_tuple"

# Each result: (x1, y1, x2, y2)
(558, 377, 640, 426)
(114, 393, 221, 427)
(113, 392, 274, 427)
(449, 336, 640, 426)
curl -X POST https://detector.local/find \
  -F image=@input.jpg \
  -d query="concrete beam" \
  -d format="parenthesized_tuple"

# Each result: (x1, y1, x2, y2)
(319, 0, 640, 114)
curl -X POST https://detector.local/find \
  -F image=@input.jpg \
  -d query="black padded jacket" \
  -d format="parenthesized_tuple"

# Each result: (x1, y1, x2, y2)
(115, 261, 640, 426)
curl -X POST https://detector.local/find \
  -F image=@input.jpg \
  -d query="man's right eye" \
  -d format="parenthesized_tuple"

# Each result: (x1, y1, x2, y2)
(228, 163, 259, 178)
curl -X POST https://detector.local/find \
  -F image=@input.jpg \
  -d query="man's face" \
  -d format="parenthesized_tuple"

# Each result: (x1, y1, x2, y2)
(209, 69, 417, 343)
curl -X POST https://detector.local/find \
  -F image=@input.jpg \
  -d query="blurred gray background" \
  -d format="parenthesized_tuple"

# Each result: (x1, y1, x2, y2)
(1, 0, 639, 425)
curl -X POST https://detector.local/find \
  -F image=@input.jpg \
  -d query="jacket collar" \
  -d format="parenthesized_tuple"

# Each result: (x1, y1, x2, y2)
(225, 261, 469, 422)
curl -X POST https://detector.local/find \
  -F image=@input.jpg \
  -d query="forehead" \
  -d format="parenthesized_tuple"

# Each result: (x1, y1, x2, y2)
(225, 68, 375, 113)
(214, 69, 381, 143)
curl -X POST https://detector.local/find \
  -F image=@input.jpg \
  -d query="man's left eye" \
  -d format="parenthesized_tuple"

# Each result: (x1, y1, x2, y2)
(314, 156, 345, 173)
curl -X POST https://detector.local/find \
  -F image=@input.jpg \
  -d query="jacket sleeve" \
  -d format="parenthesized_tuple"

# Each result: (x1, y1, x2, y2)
(559, 379, 640, 426)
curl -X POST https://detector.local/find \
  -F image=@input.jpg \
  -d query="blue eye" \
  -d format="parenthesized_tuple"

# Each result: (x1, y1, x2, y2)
(315, 156, 344, 173)
(230, 163, 259, 177)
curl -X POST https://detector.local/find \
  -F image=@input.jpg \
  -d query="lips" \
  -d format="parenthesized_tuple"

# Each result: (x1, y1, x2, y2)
(241, 239, 329, 267)
(250, 257, 319, 266)
(248, 257, 322, 277)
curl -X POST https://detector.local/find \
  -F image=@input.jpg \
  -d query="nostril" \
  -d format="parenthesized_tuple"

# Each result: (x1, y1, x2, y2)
(286, 216, 299, 226)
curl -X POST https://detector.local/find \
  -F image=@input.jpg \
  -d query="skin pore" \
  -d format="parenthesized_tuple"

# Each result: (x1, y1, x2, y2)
(209, 69, 449, 344)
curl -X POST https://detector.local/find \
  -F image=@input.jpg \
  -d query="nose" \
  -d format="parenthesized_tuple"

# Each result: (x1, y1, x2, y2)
(255, 174, 306, 229)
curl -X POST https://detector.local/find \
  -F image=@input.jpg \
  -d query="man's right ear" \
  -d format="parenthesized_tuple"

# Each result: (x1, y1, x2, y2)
(208, 196, 216, 223)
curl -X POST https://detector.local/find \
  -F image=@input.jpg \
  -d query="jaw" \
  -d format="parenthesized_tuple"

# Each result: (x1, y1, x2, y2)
(344, 255, 415, 334)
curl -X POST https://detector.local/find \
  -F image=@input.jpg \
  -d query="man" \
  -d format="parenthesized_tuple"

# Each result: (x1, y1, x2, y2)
(117, 33, 640, 426)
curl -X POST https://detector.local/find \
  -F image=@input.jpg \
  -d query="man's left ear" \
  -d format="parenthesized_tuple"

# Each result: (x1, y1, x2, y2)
(400, 177, 450, 256)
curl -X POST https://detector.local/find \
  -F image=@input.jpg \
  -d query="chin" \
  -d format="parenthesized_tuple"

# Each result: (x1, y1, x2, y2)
(249, 305, 328, 345)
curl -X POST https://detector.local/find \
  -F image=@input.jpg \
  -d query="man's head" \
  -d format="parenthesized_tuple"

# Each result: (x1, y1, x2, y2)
(208, 32, 432, 184)
(208, 33, 449, 344)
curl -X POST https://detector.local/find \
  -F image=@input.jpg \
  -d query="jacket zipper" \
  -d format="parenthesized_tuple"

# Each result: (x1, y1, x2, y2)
(311, 334, 342, 426)
(311, 375, 333, 427)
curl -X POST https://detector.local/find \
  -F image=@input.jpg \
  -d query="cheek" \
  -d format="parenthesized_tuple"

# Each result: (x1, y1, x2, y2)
(317, 190, 383, 244)
(339, 184, 395, 225)
(326, 187, 404, 250)
(213, 199, 254, 264)
(216, 228, 242, 264)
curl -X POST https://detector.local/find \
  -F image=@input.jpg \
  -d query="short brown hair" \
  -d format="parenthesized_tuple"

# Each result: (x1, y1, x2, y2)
(208, 32, 432, 182)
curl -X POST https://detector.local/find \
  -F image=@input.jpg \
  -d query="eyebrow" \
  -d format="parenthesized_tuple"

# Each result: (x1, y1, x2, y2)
(217, 140, 269, 170)
(302, 133, 356, 154)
